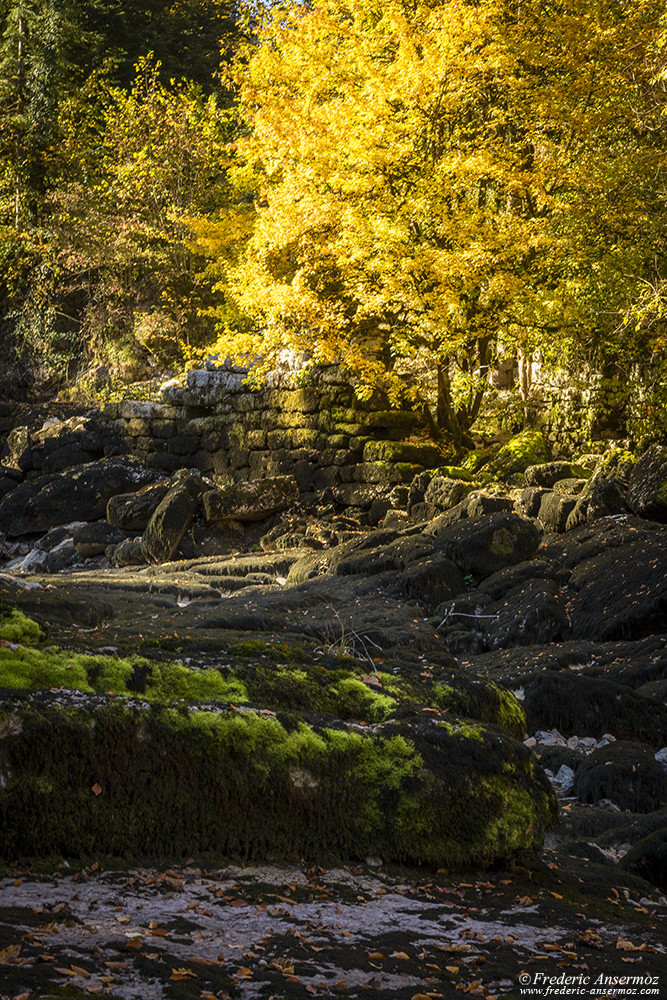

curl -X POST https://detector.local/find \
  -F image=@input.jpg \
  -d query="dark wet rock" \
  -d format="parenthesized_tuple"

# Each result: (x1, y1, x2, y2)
(563, 805, 640, 841)
(534, 744, 585, 775)
(538, 491, 578, 533)
(626, 444, 667, 522)
(424, 476, 474, 511)
(399, 554, 466, 613)
(426, 494, 515, 536)
(597, 807, 667, 848)
(565, 477, 630, 530)
(573, 742, 667, 813)
(618, 828, 667, 889)
(429, 512, 542, 581)
(106, 538, 146, 567)
(485, 580, 569, 649)
(142, 473, 207, 564)
(591, 447, 637, 486)
(565, 522, 667, 642)
(516, 486, 548, 518)
(0, 458, 157, 537)
(5, 425, 31, 470)
(107, 482, 171, 530)
(73, 521, 128, 558)
(285, 529, 402, 584)
(523, 673, 667, 747)
(557, 839, 611, 865)
(553, 477, 587, 494)
(524, 461, 590, 489)
(41, 441, 88, 473)
(204, 474, 299, 524)
(465, 492, 514, 519)
(407, 469, 436, 509)
(477, 559, 561, 602)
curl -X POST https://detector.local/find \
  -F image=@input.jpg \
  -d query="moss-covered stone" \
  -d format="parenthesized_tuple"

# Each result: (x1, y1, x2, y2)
(482, 431, 551, 482)
(0, 695, 556, 866)
(0, 610, 43, 645)
(0, 641, 248, 705)
(362, 439, 443, 467)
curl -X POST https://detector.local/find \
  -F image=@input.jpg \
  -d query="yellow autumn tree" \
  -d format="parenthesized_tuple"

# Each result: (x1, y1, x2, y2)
(204, 0, 666, 442)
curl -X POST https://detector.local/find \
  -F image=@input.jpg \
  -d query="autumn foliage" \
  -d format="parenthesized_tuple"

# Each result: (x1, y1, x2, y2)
(1, 0, 666, 440)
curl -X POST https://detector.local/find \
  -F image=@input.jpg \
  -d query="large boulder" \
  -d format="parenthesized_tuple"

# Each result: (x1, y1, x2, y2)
(429, 512, 542, 580)
(573, 742, 667, 813)
(73, 521, 128, 558)
(141, 472, 207, 564)
(0, 693, 557, 867)
(618, 828, 667, 890)
(565, 477, 630, 530)
(106, 482, 171, 530)
(399, 554, 466, 612)
(482, 430, 550, 481)
(424, 476, 475, 511)
(538, 491, 578, 533)
(523, 673, 667, 747)
(524, 461, 590, 488)
(0, 458, 157, 537)
(626, 444, 667, 522)
(204, 475, 299, 524)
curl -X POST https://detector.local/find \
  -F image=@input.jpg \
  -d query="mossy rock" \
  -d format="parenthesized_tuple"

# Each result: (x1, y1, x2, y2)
(462, 446, 500, 474)
(362, 439, 443, 467)
(589, 447, 636, 488)
(0, 610, 44, 645)
(431, 512, 542, 580)
(481, 431, 551, 482)
(436, 465, 475, 482)
(424, 477, 475, 511)
(0, 695, 556, 865)
(0, 609, 527, 734)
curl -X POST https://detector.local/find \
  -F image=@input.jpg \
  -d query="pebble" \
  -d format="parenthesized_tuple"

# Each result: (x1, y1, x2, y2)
(527, 730, 616, 754)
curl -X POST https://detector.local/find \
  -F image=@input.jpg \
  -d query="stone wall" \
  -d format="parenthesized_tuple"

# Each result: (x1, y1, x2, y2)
(2, 365, 445, 510)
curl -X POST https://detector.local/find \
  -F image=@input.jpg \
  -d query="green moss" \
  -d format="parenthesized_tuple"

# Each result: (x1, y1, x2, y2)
(494, 683, 527, 739)
(0, 644, 247, 705)
(0, 610, 44, 645)
(483, 430, 551, 481)
(0, 696, 556, 866)
(437, 465, 475, 482)
(437, 719, 485, 742)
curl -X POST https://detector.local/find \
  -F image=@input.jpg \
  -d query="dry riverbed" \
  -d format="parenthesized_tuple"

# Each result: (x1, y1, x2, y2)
(1, 852, 666, 1000)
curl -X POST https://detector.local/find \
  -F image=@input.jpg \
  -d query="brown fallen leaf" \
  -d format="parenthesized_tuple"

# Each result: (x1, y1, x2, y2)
(91, 783, 102, 796)
(170, 967, 197, 981)
(0, 945, 20, 964)
(271, 957, 295, 974)
(391, 951, 410, 960)
(233, 967, 253, 980)
(69, 964, 91, 977)
(446, 966, 460, 974)
(368, 952, 385, 960)
(617, 938, 645, 952)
